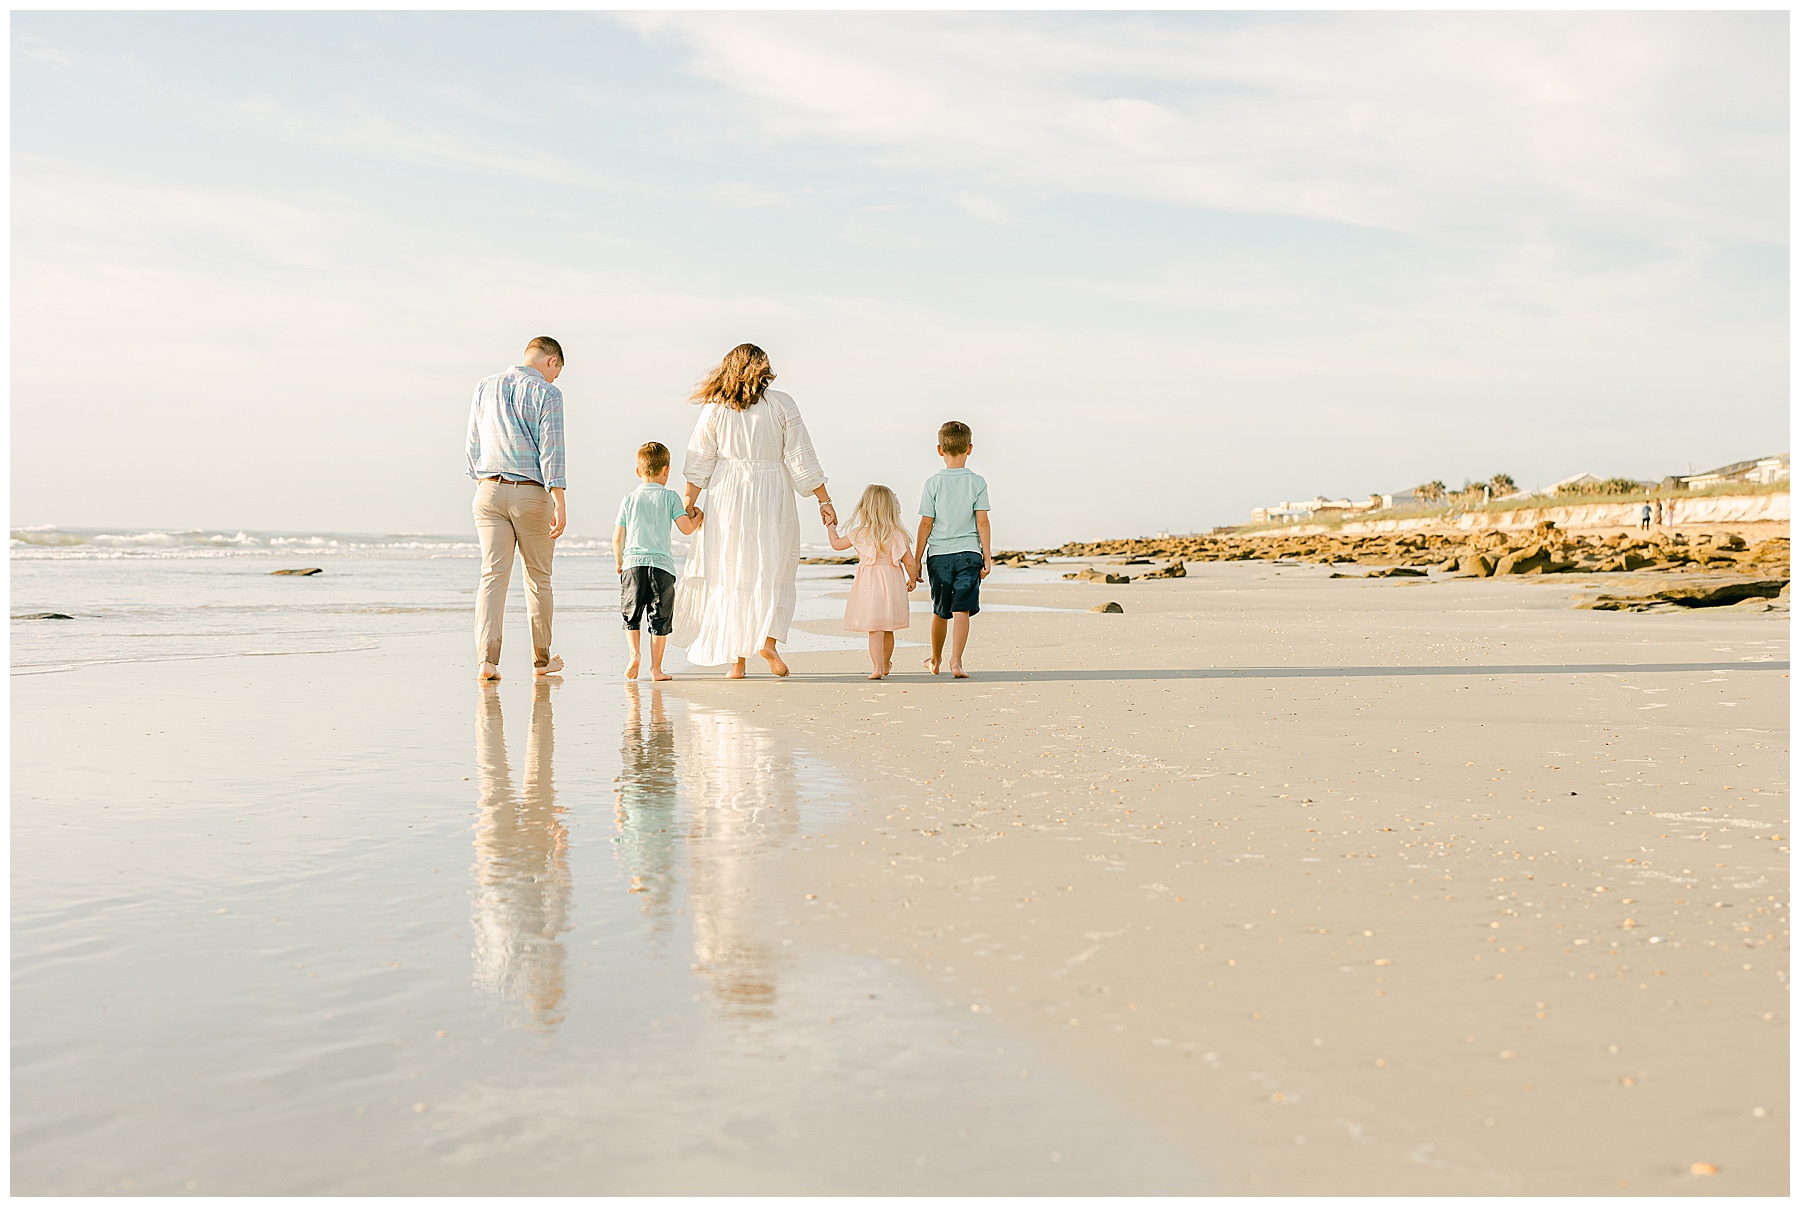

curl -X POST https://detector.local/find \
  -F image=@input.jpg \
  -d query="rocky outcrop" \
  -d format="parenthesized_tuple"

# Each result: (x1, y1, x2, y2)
(1089, 601, 1124, 613)
(1047, 525, 1788, 579)
(14, 612, 73, 620)
(271, 568, 323, 576)
(1580, 579, 1789, 611)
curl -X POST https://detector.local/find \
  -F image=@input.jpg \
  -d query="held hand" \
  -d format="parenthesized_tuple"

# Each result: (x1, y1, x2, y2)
(690, 506, 704, 527)
(819, 502, 838, 527)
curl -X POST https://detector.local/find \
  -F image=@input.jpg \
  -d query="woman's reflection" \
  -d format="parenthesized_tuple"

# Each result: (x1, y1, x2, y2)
(472, 680, 570, 1029)
(677, 703, 804, 1023)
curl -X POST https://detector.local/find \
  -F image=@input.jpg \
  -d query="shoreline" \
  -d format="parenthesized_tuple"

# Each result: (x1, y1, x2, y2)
(12, 560, 1790, 1193)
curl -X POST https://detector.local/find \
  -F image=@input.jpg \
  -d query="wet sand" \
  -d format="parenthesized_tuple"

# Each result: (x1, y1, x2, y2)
(669, 561, 1791, 1195)
(12, 560, 1787, 1193)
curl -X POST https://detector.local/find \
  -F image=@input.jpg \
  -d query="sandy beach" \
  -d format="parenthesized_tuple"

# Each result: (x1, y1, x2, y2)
(12, 555, 1788, 1194)
(676, 560, 1791, 1194)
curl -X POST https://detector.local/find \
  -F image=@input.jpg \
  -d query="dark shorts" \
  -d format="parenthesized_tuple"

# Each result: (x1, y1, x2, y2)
(926, 551, 983, 619)
(621, 565, 677, 635)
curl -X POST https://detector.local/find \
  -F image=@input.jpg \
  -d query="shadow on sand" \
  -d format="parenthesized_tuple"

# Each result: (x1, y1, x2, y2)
(775, 660, 1790, 685)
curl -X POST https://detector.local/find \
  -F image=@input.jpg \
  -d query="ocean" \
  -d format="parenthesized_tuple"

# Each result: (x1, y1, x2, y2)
(9, 525, 876, 675)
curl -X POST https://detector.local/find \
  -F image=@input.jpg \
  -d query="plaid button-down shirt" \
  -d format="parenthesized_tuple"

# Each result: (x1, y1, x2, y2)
(466, 365, 566, 490)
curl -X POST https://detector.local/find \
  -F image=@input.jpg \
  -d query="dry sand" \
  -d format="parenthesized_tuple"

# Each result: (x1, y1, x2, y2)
(662, 560, 1789, 1195)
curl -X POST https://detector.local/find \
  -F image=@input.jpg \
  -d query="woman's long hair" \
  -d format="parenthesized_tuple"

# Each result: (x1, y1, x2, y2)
(690, 343, 774, 411)
(847, 485, 905, 557)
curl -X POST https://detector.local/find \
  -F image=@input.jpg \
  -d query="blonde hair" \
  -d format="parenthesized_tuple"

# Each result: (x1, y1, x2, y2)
(689, 343, 774, 411)
(847, 484, 905, 556)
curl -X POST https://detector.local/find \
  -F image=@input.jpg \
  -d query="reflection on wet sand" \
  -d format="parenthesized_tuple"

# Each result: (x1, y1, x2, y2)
(472, 681, 571, 1029)
(682, 699, 806, 1022)
(614, 684, 679, 930)
(612, 686, 807, 1023)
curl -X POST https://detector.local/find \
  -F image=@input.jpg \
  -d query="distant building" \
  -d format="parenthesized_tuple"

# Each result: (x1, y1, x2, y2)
(1664, 453, 1790, 491)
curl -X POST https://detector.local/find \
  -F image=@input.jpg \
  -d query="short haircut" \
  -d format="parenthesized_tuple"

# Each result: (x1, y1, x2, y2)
(938, 420, 972, 456)
(526, 335, 564, 364)
(637, 441, 670, 476)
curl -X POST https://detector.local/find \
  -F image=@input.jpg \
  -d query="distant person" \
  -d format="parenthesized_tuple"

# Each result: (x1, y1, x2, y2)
(1654, 498, 1665, 526)
(674, 343, 834, 679)
(915, 420, 992, 679)
(824, 484, 917, 680)
(1640, 501, 1652, 531)
(614, 442, 703, 682)
(467, 336, 567, 681)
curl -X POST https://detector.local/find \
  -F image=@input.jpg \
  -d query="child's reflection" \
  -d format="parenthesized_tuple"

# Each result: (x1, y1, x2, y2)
(472, 680, 570, 1029)
(614, 683, 679, 931)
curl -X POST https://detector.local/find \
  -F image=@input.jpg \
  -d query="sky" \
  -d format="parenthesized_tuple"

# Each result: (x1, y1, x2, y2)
(11, 11, 1789, 547)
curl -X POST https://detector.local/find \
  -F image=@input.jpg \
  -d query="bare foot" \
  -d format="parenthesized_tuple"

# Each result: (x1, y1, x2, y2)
(950, 662, 969, 679)
(868, 669, 885, 680)
(882, 659, 893, 677)
(479, 662, 501, 681)
(535, 655, 564, 678)
(761, 648, 790, 677)
(651, 669, 673, 682)
(924, 657, 940, 675)
(727, 659, 747, 680)
(624, 660, 639, 680)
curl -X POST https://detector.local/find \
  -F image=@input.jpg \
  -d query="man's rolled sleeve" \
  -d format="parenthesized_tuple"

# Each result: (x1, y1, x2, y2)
(537, 385, 567, 490)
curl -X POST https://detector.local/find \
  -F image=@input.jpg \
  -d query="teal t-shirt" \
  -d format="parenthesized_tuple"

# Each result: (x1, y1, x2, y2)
(919, 467, 990, 556)
(615, 483, 687, 575)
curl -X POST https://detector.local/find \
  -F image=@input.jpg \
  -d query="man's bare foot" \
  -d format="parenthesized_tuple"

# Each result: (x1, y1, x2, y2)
(535, 655, 564, 678)
(727, 659, 747, 680)
(924, 657, 940, 675)
(624, 660, 639, 680)
(950, 662, 969, 679)
(479, 662, 501, 681)
(651, 669, 673, 682)
(760, 648, 790, 677)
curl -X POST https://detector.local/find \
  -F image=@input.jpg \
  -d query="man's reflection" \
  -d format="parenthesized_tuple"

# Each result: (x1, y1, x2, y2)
(472, 680, 570, 1029)
(614, 683, 679, 933)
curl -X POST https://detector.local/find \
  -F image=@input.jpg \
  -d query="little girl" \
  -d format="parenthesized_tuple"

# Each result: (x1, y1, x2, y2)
(826, 484, 918, 679)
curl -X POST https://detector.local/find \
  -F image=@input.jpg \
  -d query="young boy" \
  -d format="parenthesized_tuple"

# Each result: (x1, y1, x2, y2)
(914, 420, 992, 679)
(614, 442, 701, 681)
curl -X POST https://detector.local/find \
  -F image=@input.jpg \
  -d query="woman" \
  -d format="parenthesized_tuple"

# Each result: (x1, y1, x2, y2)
(673, 344, 835, 678)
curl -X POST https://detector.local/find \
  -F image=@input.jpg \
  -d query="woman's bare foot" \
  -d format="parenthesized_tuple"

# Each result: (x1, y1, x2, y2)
(882, 660, 893, 677)
(651, 669, 674, 682)
(760, 646, 790, 677)
(867, 668, 885, 680)
(535, 655, 564, 678)
(624, 660, 639, 680)
(727, 659, 747, 680)
(479, 662, 501, 681)
(950, 662, 969, 679)
(923, 656, 940, 675)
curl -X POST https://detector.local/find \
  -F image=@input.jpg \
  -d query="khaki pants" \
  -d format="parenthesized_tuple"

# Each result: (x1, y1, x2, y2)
(474, 480, 554, 666)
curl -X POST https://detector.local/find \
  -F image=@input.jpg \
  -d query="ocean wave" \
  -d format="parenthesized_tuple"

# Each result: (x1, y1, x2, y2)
(12, 526, 486, 559)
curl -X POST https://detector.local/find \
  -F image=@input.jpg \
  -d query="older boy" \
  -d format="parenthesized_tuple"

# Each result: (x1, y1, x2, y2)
(915, 420, 992, 679)
(615, 442, 701, 681)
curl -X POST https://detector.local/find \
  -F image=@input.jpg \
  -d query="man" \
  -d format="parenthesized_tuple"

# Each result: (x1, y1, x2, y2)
(467, 336, 568, 681)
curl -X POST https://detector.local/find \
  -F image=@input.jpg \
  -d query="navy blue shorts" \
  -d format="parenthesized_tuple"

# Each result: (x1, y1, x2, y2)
(926, 551, 983, 619)
(621, 565, 677, 635)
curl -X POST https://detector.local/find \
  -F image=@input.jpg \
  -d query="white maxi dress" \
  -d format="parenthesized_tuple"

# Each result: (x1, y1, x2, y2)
(672, 390, 828, 666)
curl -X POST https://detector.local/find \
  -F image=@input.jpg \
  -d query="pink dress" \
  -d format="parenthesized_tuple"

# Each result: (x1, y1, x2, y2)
(842, 531, 911, 632)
